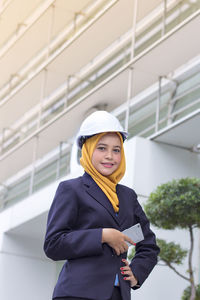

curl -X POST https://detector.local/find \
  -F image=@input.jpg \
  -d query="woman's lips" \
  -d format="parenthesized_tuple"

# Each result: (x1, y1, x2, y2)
(101, 163, 113, 168)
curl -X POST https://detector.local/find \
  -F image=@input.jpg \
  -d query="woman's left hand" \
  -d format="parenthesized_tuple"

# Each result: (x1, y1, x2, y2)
(120, 259, 138, 287)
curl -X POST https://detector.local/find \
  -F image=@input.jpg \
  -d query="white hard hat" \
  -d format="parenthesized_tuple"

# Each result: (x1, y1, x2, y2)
(76, 110, 128, 148)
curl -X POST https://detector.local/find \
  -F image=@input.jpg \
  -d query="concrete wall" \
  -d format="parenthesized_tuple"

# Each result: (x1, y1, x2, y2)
(0, 232, 56, 300)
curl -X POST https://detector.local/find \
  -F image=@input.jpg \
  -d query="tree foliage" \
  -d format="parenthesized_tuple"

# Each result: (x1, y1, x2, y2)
(182, 285, 200, 300)
(143, 177, 200, 300)
(157, 239, 187, 265)
(128, 239, 187, 269)
(127, 246, 135, 262)
(144, 177, 200, 229)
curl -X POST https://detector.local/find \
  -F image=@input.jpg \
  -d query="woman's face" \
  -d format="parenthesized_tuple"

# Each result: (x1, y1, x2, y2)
(91, 132, 122, 176)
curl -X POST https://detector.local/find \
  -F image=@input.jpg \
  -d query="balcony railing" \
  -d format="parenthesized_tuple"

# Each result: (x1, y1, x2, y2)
(118, 67, 200, 138)
(1, 0, 199, 156)
(0, 145, 71, 210)
(0, 55, 199, 210)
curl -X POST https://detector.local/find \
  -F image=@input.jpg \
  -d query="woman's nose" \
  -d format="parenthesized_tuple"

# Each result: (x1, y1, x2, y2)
(105, 150, 113, 159)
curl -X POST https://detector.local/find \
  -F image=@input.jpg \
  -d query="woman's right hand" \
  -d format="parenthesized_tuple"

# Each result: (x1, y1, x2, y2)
(102, 228, 135, 255)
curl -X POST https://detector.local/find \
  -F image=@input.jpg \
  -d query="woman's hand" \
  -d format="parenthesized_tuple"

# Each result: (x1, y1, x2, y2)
(102, 228, 135, 256)
(121, 259, 138, 287)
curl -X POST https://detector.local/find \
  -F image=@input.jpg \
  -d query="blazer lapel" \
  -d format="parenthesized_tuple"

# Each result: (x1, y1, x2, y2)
(116, 185, 129, 227)
(82, 173, 120, 226)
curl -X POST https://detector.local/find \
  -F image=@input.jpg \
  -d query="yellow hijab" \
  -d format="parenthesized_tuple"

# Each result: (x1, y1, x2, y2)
(80, 132, 126, 212)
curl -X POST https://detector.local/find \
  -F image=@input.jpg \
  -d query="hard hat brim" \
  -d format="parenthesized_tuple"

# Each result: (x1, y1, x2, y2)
(77, 130, 128, 149)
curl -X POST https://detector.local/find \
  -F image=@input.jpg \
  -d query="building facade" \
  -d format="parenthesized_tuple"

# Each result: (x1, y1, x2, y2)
(0, 0, 200, 299)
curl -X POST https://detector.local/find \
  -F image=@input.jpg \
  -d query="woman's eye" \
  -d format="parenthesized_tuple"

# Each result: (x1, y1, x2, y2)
(113, 149, 120, 153)
(98, 147, 105, 151)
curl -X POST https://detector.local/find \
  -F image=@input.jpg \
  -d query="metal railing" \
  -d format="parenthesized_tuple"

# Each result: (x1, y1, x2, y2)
(0, 0, 117, 104)
(0, 56, 199, 210)
(0, 146, 71, 210)
(1, 0, 200, 156)
(118, 67, 200, 139)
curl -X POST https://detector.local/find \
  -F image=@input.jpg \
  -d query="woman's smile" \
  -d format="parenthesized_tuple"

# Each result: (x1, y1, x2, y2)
(101, 162, 114, 168)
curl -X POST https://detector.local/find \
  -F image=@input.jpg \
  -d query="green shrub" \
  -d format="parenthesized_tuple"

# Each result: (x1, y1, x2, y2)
(182, 285, 200, 300)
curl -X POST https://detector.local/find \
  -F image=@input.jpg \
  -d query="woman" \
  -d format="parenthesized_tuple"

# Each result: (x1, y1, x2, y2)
(44, 111, 159, 300)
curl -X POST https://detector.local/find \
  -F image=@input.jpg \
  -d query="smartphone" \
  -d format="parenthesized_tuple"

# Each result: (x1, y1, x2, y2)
(123, 223, 144, 244)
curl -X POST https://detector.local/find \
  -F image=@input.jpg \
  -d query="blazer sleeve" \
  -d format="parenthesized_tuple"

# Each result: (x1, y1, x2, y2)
(129, 190, 160, 289)
(43, 181, 103, 261)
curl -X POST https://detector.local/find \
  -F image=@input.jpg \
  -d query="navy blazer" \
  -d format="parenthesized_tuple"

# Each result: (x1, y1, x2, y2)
(44, 172, 159, 300)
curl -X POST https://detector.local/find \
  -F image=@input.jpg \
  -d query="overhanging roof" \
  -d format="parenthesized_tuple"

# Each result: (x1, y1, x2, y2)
(0, 7, 200, 182)
(149, 109, 200, 149)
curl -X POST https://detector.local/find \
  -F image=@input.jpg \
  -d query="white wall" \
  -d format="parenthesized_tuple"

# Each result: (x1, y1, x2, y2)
(122, 136, 200, 196)
(0, 181, 62, 300)
(0, 252, 55, 300)
(0, 136, 199, 300)
(0, 232, 56, 300)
